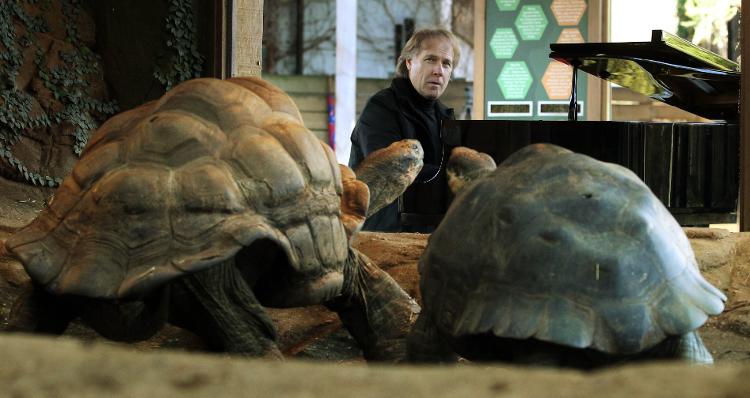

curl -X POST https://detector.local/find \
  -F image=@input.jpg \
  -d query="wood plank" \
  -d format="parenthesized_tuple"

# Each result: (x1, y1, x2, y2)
(300, 111, 328, 131)
(355, 79, 470, 117)
(264, 75, 329, 93)
(232, 0, 263, 77)
(264, 75, 470, 124)
(472, 0, 485, 120)
(209, 0, 227, 78)
(309, 129, 328, 142)
(356, 79, 390, 94)
(287, 94, 327, 112)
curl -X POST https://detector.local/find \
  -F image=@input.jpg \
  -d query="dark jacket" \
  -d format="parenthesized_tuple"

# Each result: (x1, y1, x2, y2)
(349, 77, 454, 232)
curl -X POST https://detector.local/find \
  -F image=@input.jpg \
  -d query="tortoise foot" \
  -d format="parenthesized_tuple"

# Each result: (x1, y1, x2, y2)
(169, 260, 282, 358)
(642, 331, 713, 365)
(406, 312, 460, 363)
(328, 250, 420, 362)
(6, 284, 73, 335)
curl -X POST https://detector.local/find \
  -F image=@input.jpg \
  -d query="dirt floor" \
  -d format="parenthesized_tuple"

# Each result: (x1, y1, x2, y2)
(1, 177, 750, 396)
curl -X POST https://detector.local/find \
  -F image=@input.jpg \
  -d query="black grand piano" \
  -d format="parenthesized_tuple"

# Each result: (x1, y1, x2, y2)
(399, 30, 740, 228)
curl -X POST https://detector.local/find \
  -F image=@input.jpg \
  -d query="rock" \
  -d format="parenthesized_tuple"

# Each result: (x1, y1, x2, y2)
(685, 227, 732, 240)
(352, 232, 427, 302)
(4, 194, 750, 395)
(0, 333, 748, 397)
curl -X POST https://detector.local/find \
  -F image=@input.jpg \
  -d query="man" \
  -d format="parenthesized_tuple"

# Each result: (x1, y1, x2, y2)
(349, 28, 460, 232)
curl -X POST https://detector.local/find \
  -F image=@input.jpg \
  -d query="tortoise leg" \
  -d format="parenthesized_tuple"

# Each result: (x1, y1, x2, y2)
(640, 331, 714, 365)
(406, 311, 460, 363)
(6, 283, 75, 335)
(326, 250, 420, 362)
(78, 288, 169, 342)
(168, 259, 283, 359)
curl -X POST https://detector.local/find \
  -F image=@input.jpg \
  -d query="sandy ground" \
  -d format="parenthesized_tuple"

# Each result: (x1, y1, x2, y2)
(1, 177, 750, 396)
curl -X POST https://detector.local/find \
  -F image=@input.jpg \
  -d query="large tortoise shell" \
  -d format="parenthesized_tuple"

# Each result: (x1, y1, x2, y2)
(420, 143, 726, 354)
(6, 77, 349, 299)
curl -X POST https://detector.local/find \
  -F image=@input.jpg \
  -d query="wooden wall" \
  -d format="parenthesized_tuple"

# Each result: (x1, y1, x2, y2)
(264, 75, 472, 142)
(264, 73, 705, 142)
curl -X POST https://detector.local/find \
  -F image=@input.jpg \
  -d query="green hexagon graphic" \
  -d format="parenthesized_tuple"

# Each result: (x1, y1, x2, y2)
(489, 28, 518, 59)
(514, 5, 548, 41)
(495, 0, 520, 11)
(497, 61, 533, 99)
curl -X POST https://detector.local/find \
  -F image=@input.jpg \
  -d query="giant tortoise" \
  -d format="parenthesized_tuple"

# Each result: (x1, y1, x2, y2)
(5, 77, 422, 361)
(407, 143, 726, 367)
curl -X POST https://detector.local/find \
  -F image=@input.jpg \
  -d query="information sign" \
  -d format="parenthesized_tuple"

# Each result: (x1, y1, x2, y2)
(484, 0, 589, 119)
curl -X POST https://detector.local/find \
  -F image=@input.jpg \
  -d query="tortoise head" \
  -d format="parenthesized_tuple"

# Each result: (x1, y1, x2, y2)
(339, 164, 369, 240)
(446, 146, 496, 195)
(353, 139, 424, 217)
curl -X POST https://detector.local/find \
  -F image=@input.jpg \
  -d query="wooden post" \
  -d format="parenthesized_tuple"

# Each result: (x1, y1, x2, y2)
(740, 1, 749, 230)
(209, 0, 228, 78)
(334, 0, 357, 164)
(295, 0, 304, 75)
(472, 0, 485, 120)
(232, 0, 263, 77)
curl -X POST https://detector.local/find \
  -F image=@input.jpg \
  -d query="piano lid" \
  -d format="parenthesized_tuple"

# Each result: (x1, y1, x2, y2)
(549, 30, 740, 122)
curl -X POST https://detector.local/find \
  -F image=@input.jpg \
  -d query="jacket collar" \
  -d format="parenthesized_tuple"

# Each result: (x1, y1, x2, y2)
(391, 77, 454, 119)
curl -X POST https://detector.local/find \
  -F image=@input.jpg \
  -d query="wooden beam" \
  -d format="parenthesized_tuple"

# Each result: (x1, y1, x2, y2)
(740, 1, 749, 230)
(295, 0, 304, 75)
(471, 0, 485, 120)
(209, 0, 227, 78)
(232, 0, 263, 77)
(335, 0, 358, 163)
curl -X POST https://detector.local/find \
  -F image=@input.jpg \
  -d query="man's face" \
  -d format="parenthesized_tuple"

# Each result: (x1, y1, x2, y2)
(406, 37, 454, 100)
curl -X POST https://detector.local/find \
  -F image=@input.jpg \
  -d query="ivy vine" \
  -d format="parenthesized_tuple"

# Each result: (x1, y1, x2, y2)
(154, 0, 204, 91)
(0, 0, 118, 187)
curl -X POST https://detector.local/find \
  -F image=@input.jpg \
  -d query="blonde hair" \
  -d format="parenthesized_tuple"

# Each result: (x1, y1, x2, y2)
(395, 28, 461, 78)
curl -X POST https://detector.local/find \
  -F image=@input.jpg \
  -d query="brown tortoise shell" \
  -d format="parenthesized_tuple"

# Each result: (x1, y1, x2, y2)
(6, 77, 351, 299)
